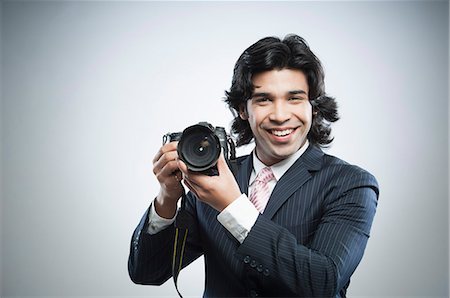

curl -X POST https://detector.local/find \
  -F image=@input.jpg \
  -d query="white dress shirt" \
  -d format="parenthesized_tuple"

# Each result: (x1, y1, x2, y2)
(147, 141, 309, 243)
(217, 140, 309, 243)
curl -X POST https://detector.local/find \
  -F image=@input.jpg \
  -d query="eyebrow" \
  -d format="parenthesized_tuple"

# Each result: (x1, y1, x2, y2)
(252, 92, 270, 97)
(251, 90, 308, 97)
(289, 90, 307, 95)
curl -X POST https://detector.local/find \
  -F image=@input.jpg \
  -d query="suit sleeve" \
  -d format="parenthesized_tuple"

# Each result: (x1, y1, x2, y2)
(128, 193, 203, 285)
(235, 168, 379, 297)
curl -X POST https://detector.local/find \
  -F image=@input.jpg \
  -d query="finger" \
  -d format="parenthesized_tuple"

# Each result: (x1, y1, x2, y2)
(159, 160, 180, 177)
(156, 160, 180, 184)
(177, 159, 204, 185)
(177, 158, 202, 186)
(153, 142, 178, 165)
(177, 158, 189, 177)
(216, 151, 227, 174)
(184, 174, 202, 189)
(152, 142, 178, 164)
(153, 150, 178, 175)
(170, 171, 183, 186)
(174, 170, 182, 182)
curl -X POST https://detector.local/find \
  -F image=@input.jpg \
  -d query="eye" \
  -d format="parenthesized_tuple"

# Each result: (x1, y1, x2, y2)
(288, 96, 307, 103)
(254, 97, 271, 103)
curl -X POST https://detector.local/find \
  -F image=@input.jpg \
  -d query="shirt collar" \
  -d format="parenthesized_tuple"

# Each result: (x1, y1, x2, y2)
(250, 140, 310, 184)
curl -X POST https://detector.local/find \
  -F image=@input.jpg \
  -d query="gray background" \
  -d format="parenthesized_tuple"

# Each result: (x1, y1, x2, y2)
(1, 1, 449, 297)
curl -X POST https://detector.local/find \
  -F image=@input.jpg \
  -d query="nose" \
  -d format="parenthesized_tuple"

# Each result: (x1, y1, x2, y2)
(269, 101, 290, 123)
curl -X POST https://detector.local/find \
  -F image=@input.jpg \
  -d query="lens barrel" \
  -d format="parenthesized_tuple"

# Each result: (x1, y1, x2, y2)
(178, 124, 221, 172)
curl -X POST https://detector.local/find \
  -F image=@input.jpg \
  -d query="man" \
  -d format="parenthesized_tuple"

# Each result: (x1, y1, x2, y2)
(128, 34, 379, 297)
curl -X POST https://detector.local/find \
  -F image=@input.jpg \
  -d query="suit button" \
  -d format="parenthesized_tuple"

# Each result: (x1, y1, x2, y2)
(250, 260, 257, 268)
(263, 268, 270, 276)
(243, 256, 251, 264)
(257, 264, 263, 272)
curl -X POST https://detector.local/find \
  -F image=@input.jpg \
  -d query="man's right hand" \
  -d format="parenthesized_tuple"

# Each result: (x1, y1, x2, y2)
(152, 141, 183, 219)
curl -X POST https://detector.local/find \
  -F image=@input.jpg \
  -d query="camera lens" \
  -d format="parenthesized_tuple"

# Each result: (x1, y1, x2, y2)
(178, 124, 221, 172)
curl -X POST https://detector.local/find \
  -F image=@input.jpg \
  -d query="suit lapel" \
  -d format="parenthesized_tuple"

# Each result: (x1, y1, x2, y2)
(263, 145, 324, 219)
(236, 155, 253, 196)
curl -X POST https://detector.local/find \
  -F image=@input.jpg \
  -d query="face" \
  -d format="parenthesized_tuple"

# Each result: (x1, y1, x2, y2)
(240, 68, 312, 166)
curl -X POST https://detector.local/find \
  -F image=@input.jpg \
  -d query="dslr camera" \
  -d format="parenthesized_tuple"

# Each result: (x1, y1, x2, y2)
(163, 122, 236, 176)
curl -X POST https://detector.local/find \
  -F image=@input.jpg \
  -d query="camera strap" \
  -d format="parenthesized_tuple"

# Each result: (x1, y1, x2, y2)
(171, 133, 237, 297)
(172, 191, 189, 298)
(171, 161, 239, 297)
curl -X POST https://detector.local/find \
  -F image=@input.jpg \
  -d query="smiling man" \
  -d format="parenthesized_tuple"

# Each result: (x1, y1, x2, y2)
(241, 68, 312, 166)
(128, 34, 379, 297)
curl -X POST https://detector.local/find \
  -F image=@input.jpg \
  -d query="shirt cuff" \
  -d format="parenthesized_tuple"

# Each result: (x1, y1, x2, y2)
(217, 194, 259, 243)
(146, 201, 178, 235)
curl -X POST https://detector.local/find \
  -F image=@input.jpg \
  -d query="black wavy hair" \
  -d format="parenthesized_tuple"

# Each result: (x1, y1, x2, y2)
(225, 34, 339, 147)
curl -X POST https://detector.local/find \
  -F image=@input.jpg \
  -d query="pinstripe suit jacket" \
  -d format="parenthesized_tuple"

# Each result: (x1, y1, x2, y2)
(128, 145, 379, 297)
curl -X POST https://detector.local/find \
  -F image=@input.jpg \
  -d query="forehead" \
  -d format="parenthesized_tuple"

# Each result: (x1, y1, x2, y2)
(252, 68, 309, 93)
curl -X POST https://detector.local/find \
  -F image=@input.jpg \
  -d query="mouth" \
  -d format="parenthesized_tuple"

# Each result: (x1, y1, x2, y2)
(270, 128, 294, 137)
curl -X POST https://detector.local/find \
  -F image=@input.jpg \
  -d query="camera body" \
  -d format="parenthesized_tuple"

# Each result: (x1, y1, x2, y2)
(163, 122, 235, 176)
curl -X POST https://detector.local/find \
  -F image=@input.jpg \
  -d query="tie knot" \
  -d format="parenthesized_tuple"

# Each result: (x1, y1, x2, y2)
(255, 167, 274, 184)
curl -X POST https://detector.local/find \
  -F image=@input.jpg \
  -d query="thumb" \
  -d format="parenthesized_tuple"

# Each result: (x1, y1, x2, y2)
(216, 151, 228, 173)
(177, 158, 189, 176)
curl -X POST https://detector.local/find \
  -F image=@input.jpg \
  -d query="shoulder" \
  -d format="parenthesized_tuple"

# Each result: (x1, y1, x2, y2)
(305, 145, 376, 180)
(320, 151, 379, 195)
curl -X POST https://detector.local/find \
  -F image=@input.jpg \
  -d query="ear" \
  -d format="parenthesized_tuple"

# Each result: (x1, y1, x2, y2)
(238, 104, 248, 120)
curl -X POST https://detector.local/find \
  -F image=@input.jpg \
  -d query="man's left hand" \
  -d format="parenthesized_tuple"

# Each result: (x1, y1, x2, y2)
(177, 152, 242, 212)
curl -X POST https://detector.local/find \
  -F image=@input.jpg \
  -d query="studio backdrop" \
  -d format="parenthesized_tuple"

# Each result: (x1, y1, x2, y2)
(1, 1, 449, 297)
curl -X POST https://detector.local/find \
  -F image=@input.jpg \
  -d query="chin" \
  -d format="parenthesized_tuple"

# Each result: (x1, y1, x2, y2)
(277, 144, 301, 155)
(270, 149, 296, 161)
(257, 141, 304, 164)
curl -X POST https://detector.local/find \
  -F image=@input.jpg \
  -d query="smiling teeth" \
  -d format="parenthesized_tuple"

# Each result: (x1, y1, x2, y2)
(271, 129, 294, 137)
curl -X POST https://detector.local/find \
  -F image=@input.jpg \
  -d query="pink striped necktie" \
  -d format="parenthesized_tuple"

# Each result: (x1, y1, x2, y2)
(250, 167, 275, 213)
